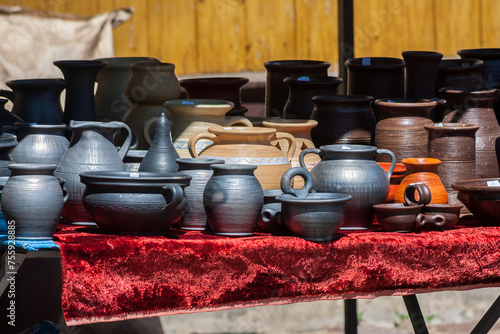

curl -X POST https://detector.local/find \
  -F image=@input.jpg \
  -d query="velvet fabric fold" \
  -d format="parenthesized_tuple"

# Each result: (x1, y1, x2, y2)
(54, 221, 500, 325)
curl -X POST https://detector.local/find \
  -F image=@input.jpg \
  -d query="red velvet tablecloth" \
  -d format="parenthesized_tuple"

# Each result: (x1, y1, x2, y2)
(54, 221, 500, 325)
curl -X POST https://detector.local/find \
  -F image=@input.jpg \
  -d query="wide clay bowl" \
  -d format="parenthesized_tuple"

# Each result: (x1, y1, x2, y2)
(80, 171, 191, 235)
(277, 192, 351, 242)
(452, 178, 500, 226)
(373, 203, 424, 232)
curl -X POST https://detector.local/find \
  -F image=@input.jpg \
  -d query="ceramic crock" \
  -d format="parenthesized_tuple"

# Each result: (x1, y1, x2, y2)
(299, 144, 396, 229)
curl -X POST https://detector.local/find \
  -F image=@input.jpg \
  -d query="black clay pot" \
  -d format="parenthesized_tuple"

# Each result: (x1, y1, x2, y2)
(402, 50, 443, 99)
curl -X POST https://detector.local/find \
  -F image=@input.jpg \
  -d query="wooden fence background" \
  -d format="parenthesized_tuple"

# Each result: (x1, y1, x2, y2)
(1, 0, 500, 75)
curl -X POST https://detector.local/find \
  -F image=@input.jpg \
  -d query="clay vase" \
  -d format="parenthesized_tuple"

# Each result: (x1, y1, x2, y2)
(179, 77, 250, 115)
(165, 99, 253, 158)
(374, 99, 437, 163)
(0, 78, 65, 124)
(176, 158, 225, 230)
(8, 123, 69, 164)
(54, 121, 133, 224)
(394, 157, 448, 204)
(138, 113, 180, 173)
(435, 59, 484, 94)
(53, 60, 106, 124)
(189, 126, 296, 190)
(310, 95, 375, 147)
(402, 51, 443, 99)
(299, 144, 396, 229)
(0, 133, 17, 176)
(123, 61, 182, 150)
(441, 88, 500, 178)
(204, 164, 264, 236)
(282, 75, 343, 119)
(1, 164, 64, 239)
(263, 60, 330, 117)
(94, 57, 161, 121)
(345, 57, 405, 102)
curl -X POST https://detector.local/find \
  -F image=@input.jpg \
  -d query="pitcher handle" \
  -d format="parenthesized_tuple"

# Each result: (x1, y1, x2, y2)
(188, 132, 217, 158)
(376, 149, 396, 180)
(115, 121, 133, 160)
(299, 148, 321, 168)
(160, 184, 184, 212)
(226, 116, 253, 127)
(143, 116, 159, 146)
(0, 89, 14, 102)
(280, 167, 314, 198)
(271, 131, 297, 162)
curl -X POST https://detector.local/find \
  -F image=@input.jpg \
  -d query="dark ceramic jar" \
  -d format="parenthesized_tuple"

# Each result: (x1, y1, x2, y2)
(435, 59, 483, 93)
(457, 49, 500, 87)
(402, 50, 443, 99)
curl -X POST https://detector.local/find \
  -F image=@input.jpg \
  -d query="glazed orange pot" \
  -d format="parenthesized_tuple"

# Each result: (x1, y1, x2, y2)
(378, 162, 406, 202)
(394, 157, 448, 204)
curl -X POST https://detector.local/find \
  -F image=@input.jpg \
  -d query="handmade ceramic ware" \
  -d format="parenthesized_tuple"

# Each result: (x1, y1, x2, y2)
(1, 164, 64, 239)
(435, 58, 483, 93)
(402, 51, 443, 99)
(414, 212, 446, 230)
(189, 126, 296, 190)
(257, 189, 288, 234)
(373, 203, 424, 232)
(204, 164, 264, 236)
(0, 133, 17, 176)
(419, 204, 463, 229)
(124, 150, 147, 171)
(403, 182, 433, 206)
(81, 171, 191, 234)
(378, 162, 406, 202)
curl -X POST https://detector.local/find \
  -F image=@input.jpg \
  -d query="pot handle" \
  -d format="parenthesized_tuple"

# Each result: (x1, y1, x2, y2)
(415, 213, 446, 229)
(271, 131, 297, 162)
(225, 116, 253, 127)
(299, 148, 321, 168)
(160, 184, 184, 212)
(62, 185, 70, 204)
(0, 90, 14, 102)
(280, 167, 314, 198)
(261, 207, 279, 224)
(188, 132, 217, 158)
(404, 183, 432, 206)
(114, 121, 133, 160)
(376, 149, 396, 180)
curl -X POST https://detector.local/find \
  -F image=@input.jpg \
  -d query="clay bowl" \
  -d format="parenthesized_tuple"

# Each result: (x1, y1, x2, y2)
(421, 204, 463, 229)
(277, 192, 352, 242)
(80, 171, 191, 235)
(373, 203, 424, 232)
(452, 178, 500, 226)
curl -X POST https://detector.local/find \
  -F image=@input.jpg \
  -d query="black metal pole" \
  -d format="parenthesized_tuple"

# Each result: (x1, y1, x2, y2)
(402, 294, 429, 334)
(338, 0, 354, 94)
(344, 299, 357, 334)
(471, 295, 500, 334)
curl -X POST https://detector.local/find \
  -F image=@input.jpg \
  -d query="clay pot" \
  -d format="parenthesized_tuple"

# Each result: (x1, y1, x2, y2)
(300, 144, 396, 229)
(420, 204, 463, 229)
(189, 126, 296, 190)
(282, 75, 342, 119)
(176, 158, 225, 230)
(310, 95, 375, 147)
(345, 57, 405, 101)
(81, 171, 191, 235)
(0, 78, 65, 124)
(1, 164, 64, 239)
(179, 77, 249, 115)
(264, 60, 330, 117)
(373, 203, 424, 232)
(378, 162, 406, 202)
(374, 98, 437, 163)
(204, 164, 264, 236)
(0, 133, 17, 176)
(123, 61, 182, 149)
(165, 99, 252, 158)
(402, 51, 443, 99)
(394, 158, 448, 204)
(435, 59, 484, 93)
(94, 56, 161, 121)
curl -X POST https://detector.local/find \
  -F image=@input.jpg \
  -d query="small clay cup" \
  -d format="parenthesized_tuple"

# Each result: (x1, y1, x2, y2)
(420, 203, 463, 229)
(373, 203, 424, 232)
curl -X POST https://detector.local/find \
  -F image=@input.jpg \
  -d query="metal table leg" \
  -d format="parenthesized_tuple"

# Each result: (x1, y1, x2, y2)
(471, 295, 500, 334)
(344, 299, 357, 334)
(403, 294, 429, 334)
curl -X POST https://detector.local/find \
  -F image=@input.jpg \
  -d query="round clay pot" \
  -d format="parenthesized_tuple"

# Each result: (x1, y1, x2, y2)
(421, 203, 463, 229)
(373, 203, 424, 232)
(402, 50, 443, 99)
(435, 58, 484, 93)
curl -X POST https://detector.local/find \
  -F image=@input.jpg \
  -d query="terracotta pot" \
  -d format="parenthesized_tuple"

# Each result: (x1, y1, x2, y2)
(394, 157, 448, 204)
(189, 126, 296, 190)
(378, 162, 406, 202)
(435, 58, 484, 93)
(264, 60, 330, 117)
(165, 99, 252, 158)
(374, 98, 437, 163)
(180, 77, 249, 115)
(402, 51, 443, 99)
(282, 75, 342, 119)
(345, 57, 405, 101)
(310, 95, 375, 147)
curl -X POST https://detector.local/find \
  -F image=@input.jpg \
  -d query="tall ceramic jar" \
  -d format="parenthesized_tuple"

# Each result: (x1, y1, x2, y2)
(310, 95, 375, 147)
(176, 158, 225, 230)
(204, 164, 264, 236)
(299, 144, 396, 229)
(402, 51, 443, 99)
(435, 59, 484, 93)
(441, 88, 500, 178)
(374, 99, 437, 163)
(263, 60, 330, 117)
(123, 61, 182, 149)
(1, 164, 64, 239)
(188, 126, 296, 190)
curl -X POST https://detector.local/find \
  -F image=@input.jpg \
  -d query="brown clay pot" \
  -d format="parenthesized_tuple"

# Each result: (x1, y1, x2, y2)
(435, 58, 484, 94)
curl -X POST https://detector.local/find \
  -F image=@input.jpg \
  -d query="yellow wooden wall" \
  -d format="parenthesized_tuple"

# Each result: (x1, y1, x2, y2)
(1, 0, 500, 75)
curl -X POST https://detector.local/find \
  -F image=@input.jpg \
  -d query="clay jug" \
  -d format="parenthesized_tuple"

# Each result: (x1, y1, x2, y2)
(138, 113, 180, 173)
(53, 60, 106, 123)
(264, 60, 330, 117)
(94, 57, 161, 121)
(180, 77, 250, 115)
(374, 99, 437, 163)
(402, 51, 443, 99)
(282, 75, 342, 119)
(0, 78, 65, 124)
(189, 126, 296, 190)
(165, 99, 253, 158)
(435, 59, 483, 94)
(123, 61, 182, 150)
(54, 121, 132, 224)
(441, 88, 500, 178)
(310, 95, 375, 147)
